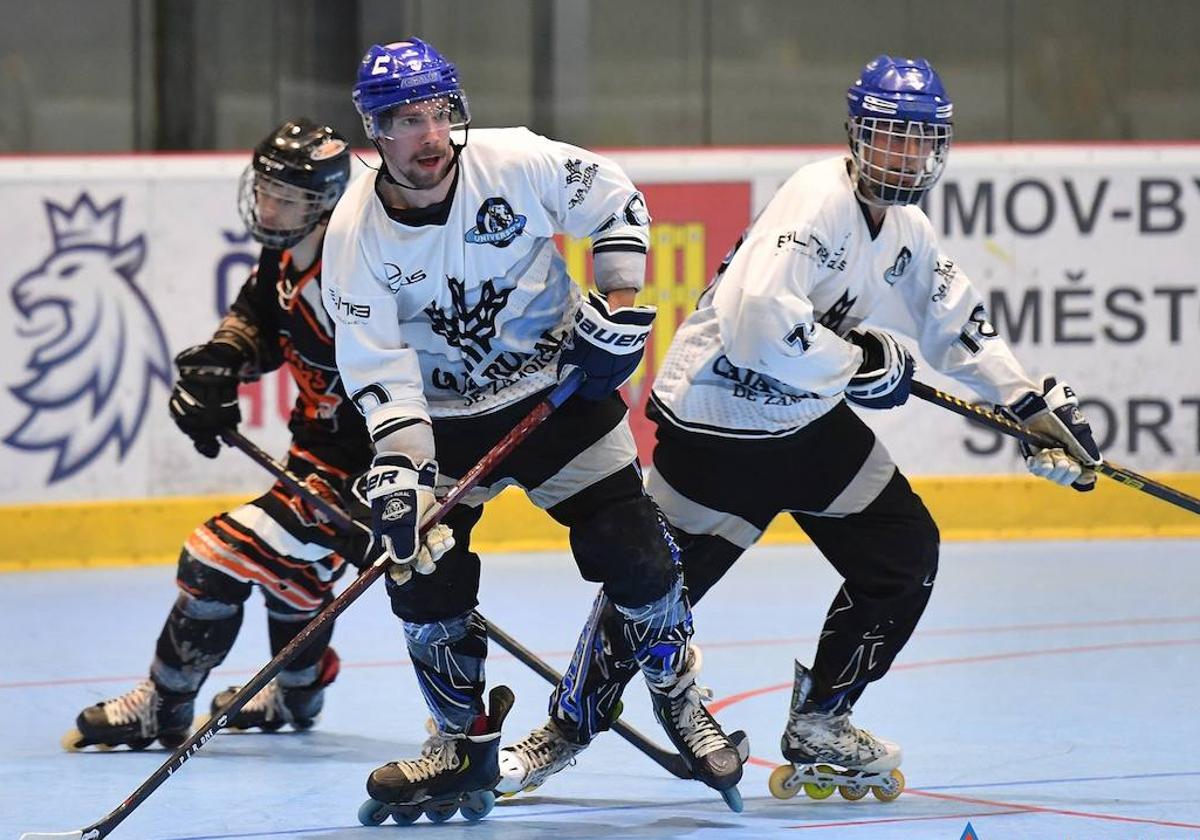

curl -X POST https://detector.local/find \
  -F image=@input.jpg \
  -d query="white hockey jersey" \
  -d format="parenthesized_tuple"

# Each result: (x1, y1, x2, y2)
(321, 127, 650, 443)
(651, 155, 1039, 439)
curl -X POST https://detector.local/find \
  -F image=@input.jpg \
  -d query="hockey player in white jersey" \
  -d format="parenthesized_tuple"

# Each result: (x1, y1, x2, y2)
(321, 39, 744, 825)
(500, 55, 1103, 803)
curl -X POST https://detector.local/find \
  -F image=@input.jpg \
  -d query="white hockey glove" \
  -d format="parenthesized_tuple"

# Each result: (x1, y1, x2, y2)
(844, 329, 915, 409)
(363, 453, 456, 585)
(999, 377, 1103, 492)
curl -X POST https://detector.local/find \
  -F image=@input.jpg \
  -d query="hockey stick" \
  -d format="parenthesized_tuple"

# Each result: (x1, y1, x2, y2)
(221, 412, 698, 778)
(20, 371, 585, 840)
(911, 380, 1200, 516)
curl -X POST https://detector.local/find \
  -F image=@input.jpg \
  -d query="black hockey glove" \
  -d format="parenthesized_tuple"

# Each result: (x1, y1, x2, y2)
(844, 329, 915, 409)
(998, 377, 1102, 492)
(286, 468, 374, 570)
(168, 342, 243, 458)
(558, 291, 656, 401)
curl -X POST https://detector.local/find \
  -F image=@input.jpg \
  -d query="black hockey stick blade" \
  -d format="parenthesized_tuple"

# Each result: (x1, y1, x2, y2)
(20, 371, 584, 840)
(911, 380, 1200, 516)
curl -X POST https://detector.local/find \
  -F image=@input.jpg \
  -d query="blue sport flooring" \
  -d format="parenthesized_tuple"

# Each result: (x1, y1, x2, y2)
(3, 539, 1199, 839)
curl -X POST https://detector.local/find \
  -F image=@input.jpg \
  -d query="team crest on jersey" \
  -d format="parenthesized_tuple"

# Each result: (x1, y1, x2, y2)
(883, 246, 912, 285)
(425, 276, 565, 402)
(464, 197, 527, 248)
(6, 194, 170, 482)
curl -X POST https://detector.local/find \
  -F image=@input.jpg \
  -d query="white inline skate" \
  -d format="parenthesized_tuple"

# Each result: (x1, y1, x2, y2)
(768, 662, 904, 802)
(496, 716, 591, 795)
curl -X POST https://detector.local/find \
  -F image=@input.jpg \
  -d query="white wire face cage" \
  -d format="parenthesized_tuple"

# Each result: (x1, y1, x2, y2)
(237, 166, 336, 250)
(848, 117, 953, 207)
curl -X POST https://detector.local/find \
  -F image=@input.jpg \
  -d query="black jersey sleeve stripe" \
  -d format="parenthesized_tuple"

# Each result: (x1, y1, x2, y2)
(370, 417, 425, 443)
(592, 241, 649, 254)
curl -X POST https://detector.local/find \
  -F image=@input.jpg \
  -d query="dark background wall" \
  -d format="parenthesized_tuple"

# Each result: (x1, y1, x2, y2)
(2, 0, 1196, 152)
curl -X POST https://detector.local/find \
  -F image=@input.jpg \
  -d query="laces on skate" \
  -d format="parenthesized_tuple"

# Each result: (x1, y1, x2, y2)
(103, 680, 159, 733)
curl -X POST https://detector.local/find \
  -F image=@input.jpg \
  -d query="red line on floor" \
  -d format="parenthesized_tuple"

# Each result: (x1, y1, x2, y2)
(907, 789, 1200, 830)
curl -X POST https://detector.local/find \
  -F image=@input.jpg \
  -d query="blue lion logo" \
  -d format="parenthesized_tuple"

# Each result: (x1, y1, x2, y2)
(6, 194, 170, 482)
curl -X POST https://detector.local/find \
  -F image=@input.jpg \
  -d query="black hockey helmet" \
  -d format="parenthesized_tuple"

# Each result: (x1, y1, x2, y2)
(238, 117, 351, 249)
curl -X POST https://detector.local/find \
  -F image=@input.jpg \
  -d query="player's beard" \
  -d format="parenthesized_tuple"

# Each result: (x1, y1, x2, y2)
(392, 143, 454, 191)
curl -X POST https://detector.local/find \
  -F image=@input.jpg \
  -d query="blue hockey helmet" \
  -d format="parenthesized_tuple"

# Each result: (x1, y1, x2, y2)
(846, 55, 953, 207)
(352, 39, 470, 142)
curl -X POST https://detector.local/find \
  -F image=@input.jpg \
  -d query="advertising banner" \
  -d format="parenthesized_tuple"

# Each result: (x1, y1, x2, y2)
(1, 146, 1196, 508)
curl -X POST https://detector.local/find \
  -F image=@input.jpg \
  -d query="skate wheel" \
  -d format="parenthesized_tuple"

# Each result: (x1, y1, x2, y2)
(803, 765, 837, 800)
(423, 802, 458, 823)
(357, 799, 391, 826)
(871, 768, 905, 802)
(127, 737, 154, 751)
(720, 786, 744, 813)
(61, 729, 86, 752)
(838, 782, 869, 801)
(390, 805, 421, 825)
(768, 764, 801, 800)
(460, 791, 495, 821)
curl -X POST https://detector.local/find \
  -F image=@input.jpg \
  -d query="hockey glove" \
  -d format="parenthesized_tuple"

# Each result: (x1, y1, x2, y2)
(169, 343, 243, 458)
(844, 329, 915, 410)
(558, 291, 656, 401)
(287, 470, 375, 570)
(363, 453, 456, 585)
(999, 377, 1102, 492)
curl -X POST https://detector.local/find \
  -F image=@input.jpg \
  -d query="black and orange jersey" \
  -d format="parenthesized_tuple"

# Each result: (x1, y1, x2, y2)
(226, 246, 372, 478)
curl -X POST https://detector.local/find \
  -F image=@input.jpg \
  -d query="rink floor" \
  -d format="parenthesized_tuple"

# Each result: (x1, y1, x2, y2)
(3, 539, 1200, 840)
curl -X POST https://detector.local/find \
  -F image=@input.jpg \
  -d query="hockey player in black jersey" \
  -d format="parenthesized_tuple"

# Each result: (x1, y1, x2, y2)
(500, 55, 1104, 804)
(63, 118, 373, 751)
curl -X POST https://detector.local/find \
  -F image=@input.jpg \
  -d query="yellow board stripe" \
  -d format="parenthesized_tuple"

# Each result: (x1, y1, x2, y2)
(3, 473, 1197, 573)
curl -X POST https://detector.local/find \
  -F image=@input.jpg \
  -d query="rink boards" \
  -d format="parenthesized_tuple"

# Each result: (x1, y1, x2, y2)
(1, 144, 1198, 569)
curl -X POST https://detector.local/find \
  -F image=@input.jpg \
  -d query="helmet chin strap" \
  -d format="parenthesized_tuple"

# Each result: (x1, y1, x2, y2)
(373, 129, 467, 192)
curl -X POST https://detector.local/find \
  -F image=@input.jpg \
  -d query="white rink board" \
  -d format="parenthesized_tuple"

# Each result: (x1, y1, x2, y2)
(0, 145, 1197, 504)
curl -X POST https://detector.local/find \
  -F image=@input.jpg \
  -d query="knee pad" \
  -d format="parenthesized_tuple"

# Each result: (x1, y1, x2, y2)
(266, 599, 333, 680)
(403, 611, 488, 733)
(571, 497, 679, 608)
(151, 589, 244, 694)
(551, 594, 639, 742)
(613, 577, 693, 688)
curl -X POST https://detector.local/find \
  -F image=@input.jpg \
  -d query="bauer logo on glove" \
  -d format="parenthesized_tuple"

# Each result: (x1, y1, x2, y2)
(558, 291, 656, 401)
